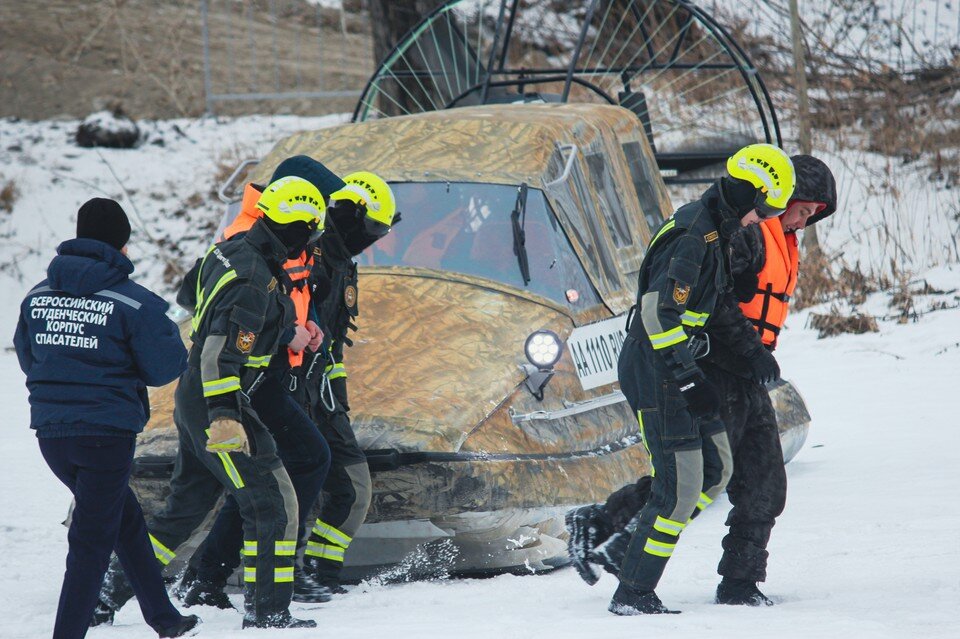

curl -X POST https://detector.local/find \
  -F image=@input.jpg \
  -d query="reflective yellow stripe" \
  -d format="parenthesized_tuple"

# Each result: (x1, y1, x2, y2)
(696, 492, 713, 511)
(680, 310, 710, 327)
(649, 219, 676, 249)
(192, 268, 239, 333)
(637, 410, 654, 478)
(149, 534, 176, 566)
(202, 376, 241, 397)
(653, 516, 686, 537)
(243, 567, 256, 582)
(312, 520, 352, 548)
(324, 362, 347, 380)
(245, 354, 272, 368)
(643, 538, 677, 558)
(649, 325, 687, 349)
(305, 541, 345, 562)
(242, 541, 258, 556)
(216, 452, 245, 489)
(274, 567, 295, 583)
(275, 540, 297, 556)
(193, 245, 216, 318)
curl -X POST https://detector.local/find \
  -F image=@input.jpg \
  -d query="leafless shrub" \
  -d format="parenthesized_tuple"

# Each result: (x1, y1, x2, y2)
(0, 178, 19, 214)
(793, 251, 890, 310)
(807, 305, 879, 338)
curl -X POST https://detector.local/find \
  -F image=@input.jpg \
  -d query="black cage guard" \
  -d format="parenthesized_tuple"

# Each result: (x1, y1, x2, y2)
(353, 0, 781, 184)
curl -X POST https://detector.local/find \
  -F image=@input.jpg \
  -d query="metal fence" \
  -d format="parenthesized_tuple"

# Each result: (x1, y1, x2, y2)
(200, 0, 370, 114)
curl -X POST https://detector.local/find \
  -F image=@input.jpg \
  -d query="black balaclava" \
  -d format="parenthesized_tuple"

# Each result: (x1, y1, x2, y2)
(715, 176, 760, 238)
(326, 200, 389, 257)
(263, 218, 316, 259)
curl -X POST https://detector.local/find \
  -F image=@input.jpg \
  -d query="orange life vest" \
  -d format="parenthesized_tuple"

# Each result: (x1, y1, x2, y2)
(222, 183, 314, 367)
(739, 217, 799, 347)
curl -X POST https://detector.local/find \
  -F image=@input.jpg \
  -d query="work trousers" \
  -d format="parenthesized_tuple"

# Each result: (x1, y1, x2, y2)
(616, 335, 733, 592)
(303, 381, 371, 580)
(99, 367, 299, 619)
(39, 435, 181, 639)
(190, 370, 331, 584)
(704, 362, 787, 582)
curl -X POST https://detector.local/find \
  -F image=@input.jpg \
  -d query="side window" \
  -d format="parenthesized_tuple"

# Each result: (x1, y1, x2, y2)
(567, 159, 621, 290)
(622, 141, 664, 235)
(585, 152, 633, 248)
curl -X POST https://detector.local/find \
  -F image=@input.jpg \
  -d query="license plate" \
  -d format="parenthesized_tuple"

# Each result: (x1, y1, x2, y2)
(567, 314, 628, 390)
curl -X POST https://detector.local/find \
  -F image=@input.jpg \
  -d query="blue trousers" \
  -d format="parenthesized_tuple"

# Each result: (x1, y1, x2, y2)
(39, 435, 182, 639)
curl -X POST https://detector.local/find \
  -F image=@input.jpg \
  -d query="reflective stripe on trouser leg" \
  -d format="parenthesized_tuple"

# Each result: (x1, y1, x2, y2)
(311, 520, 353, 549)
(305, 541, 345, 563)
(149, 534, 176, 566)
(637, 410, 654, 478)
(275, 540, 297, 583)
(701, 429, 733, 506)
(243, 540, 258, 582)
(619, 445, 705, 591)
(234, 463, 299, 618)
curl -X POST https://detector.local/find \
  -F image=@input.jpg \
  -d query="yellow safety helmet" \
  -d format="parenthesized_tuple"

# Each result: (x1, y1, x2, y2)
(256, 176, 326, 227)
(329, 171, 397, 227)
(726, 144, 796, 218)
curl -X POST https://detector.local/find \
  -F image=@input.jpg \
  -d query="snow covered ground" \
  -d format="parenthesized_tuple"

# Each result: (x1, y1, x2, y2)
(2, 268, 958, 638)
(1, 112, 959, 637)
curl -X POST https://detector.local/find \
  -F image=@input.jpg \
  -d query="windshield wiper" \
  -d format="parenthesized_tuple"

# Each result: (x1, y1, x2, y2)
(511, 182, 530, 285)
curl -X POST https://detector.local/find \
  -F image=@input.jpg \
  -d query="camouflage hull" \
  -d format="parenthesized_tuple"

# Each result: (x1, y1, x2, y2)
(131, 269, 810, 579)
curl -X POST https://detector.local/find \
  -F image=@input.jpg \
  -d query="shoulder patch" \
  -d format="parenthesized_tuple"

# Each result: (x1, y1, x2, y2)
(236, 330, 257, 353)
(344, 285, 357, 309)
(704, 231, 719, 243)
(673, 283, 691, 305)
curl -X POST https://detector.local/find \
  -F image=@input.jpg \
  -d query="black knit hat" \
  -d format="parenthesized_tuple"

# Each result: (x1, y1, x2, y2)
(77, 198, 131, 250)
(790, 155, 837, 226)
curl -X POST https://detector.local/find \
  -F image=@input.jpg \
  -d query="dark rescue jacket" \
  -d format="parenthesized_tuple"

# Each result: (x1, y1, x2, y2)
(15, 239, 187, 437)
(221, 183, 315, 369)
(627, 182, 733, 381)
(176, 220, 296, 422)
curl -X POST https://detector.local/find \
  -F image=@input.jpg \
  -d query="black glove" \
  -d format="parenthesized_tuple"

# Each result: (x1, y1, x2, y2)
(748, 347, 781, 385)
(677, 371, 721, 419)
(733, 271, 759, 303)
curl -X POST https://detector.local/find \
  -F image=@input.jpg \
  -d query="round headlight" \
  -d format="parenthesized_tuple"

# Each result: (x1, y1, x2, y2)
(524, 330, 563, 370)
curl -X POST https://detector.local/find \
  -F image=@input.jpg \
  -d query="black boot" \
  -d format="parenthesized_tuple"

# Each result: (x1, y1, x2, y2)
(173, 565, 199, 601)
(153, 614, 201, 638)
(242, 610, 317, 629)
(565, 504, 611, 586)
(182, 580, 234, 610)
(715, 578, 774, 606)
(89, 598, 115, 627)
(302, 556, 348, 595)
(292, 568, 333, 603)
(608, 583, 680, 615)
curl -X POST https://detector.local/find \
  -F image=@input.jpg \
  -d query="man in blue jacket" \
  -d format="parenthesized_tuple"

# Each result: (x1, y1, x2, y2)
(14, 198, 199, 639)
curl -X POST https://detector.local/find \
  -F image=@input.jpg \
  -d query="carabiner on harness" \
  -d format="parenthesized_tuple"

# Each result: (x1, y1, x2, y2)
(319, 370, 336, 413)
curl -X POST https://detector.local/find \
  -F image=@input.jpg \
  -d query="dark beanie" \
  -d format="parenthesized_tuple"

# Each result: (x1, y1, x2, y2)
(270, 155, 345, 198)
(77, 198, 131, 250)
